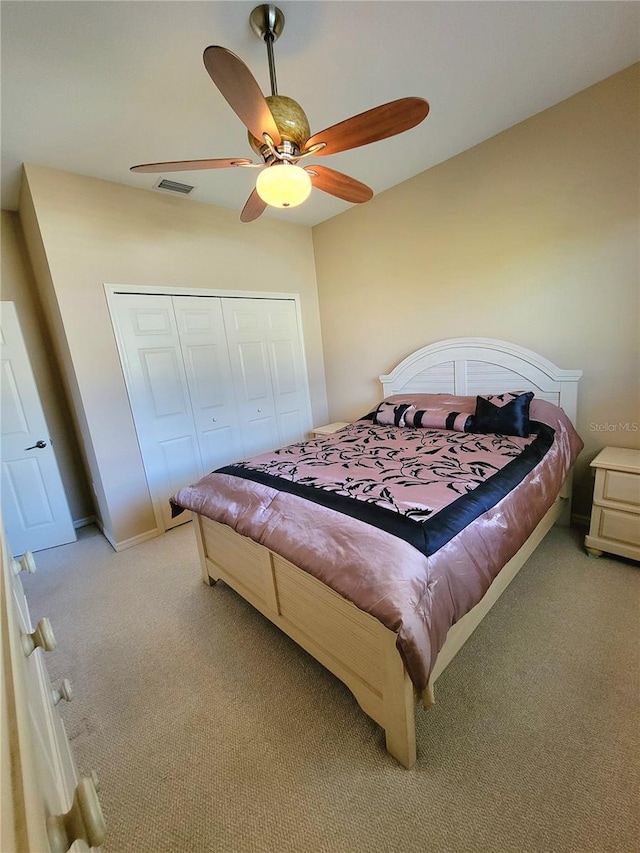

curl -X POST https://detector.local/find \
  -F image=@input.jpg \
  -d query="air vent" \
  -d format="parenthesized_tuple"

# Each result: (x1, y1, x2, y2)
(153, 178, 195, 196)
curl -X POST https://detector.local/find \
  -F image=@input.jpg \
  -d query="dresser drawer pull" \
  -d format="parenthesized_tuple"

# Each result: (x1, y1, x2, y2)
(52, 678, 74, 705)
(21, 617, 57, 656)
(11, 550, 37, 575)
(90, 769, 101, 793)
(47, 775, 106, 852)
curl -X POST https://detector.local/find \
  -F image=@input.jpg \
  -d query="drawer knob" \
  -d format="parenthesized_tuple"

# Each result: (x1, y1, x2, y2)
(11, 551, 37, 576)
(21, 617, 57, 657)
(52, 678, 74, 705)
(47, 775, 106, 852)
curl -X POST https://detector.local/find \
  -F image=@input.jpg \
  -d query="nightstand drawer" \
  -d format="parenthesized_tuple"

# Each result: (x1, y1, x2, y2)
(600, 470, 640, 507)
(595, 507, 640, 548)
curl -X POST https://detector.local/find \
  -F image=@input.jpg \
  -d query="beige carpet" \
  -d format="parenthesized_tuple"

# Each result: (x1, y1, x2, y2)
(23, 523, 639, 853)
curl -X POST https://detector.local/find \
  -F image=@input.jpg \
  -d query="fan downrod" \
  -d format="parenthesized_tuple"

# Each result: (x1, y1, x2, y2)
(250, 5, 284, 96)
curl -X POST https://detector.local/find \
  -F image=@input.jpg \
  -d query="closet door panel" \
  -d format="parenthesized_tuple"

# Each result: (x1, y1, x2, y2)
(264, 301, 312, 447)
(221, 300, 280, 457)
(158, 435, 202, 497)
(141, 349, 186, 417)
(110, 294, 203, 530)
(277, 408, 305, 444)
(238, 341, 271, 402)
(174, 298, 244, 470)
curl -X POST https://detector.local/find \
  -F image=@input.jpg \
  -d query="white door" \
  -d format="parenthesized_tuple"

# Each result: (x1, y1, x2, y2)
(110, 294, 203, 531)
(222, 298, 284, 457)
(109, 290, 313, 532)
(173, 296, 244, 471)
(262, 299, 311, 447)
(0, 302, 76, 555)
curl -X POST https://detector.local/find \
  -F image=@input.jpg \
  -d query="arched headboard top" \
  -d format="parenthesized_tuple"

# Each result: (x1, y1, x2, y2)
(379, 337, 582, 424)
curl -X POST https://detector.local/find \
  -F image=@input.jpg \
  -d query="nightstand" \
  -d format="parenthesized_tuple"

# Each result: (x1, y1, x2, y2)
(584, 447, 640, 562)
(310, 422, 349, 438)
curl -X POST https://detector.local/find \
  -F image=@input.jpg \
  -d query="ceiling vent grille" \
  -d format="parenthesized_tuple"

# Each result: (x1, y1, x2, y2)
(153, 178, 195, 196)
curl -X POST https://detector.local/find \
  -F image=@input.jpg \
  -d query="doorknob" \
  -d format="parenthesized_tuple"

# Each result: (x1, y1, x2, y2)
(25, 440, 47, 450)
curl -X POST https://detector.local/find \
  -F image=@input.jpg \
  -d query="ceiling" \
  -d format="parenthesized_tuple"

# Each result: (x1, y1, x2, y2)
(2, 1, 638, 227)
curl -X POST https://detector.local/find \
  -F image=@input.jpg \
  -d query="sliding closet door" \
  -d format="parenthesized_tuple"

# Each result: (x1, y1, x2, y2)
(110, 294, 203, 530)
(172, 296, 244, 472)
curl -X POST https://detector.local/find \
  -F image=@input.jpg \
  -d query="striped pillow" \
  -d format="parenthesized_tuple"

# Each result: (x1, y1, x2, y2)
(405, 407, 475, 432)
(372, 401, 414, 427)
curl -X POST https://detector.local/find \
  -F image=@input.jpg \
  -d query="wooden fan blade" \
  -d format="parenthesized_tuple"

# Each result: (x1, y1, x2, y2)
(130, 158, 253, 173)
(304, 97, 429, 156)
(203, 46, 281, 146)
(305, 165, 373, 204)
(240, 188, 267, 223)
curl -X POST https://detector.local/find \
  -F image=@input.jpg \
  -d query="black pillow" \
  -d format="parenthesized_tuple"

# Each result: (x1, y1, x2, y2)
(473, 391, 534, 437)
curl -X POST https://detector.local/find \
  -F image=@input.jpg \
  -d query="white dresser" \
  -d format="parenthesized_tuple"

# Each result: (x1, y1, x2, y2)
(1, 525, 106, 853)
(584, 447, 640, 562)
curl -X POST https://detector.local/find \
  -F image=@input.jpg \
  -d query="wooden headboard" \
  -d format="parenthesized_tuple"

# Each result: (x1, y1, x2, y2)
(379, 337, 582, 425)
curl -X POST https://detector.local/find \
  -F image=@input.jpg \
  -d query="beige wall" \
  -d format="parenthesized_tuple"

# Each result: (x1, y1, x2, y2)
(1, 210, 93, 523)
(312, 64, 640, 521)
(19, 166, 326, 548)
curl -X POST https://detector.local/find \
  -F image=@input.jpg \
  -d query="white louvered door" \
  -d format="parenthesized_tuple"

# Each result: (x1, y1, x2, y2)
(110, 291, 312, 532)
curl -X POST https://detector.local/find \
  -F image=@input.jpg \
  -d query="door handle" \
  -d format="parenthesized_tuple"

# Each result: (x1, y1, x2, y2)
(25, 440, 47, 450)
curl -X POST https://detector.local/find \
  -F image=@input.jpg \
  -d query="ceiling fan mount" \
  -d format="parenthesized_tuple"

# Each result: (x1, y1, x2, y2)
(131, 3, 430, 221)
(249, 4, 285, 48)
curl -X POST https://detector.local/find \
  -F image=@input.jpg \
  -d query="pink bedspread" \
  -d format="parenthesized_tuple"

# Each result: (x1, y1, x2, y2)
(173, 396, 583, 692)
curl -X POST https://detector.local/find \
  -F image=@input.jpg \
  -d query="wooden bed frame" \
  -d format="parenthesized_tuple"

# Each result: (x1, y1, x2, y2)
(192, 338, 582, 767)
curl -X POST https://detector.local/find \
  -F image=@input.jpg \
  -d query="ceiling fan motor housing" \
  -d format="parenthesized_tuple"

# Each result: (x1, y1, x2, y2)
(248, 95, 310, 159)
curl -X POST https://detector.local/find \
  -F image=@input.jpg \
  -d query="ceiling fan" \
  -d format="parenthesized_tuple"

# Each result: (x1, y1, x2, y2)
(131, 4, 430, 222)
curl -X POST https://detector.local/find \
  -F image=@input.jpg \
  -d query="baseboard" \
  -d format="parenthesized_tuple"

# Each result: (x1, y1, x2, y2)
(73, 515, 96, 529)
(572, 513, 590, 530)
(93, 518, 162, 552)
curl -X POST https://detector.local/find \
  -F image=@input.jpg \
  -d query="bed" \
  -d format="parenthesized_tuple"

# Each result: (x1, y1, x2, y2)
(173, 337, 583, 767)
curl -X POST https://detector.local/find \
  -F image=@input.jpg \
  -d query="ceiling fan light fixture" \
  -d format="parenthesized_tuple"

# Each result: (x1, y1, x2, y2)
(256, 162, 312, 208)
(131, 5, 428, 221)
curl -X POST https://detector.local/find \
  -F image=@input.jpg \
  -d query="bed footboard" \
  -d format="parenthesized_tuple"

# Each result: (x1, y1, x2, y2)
(193, 494, 565, 768)
(194, 514, 417, 768)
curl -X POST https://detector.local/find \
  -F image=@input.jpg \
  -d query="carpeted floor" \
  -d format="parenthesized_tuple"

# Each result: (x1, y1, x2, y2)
(23, 522, 639, 853)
